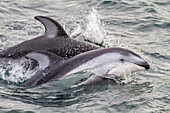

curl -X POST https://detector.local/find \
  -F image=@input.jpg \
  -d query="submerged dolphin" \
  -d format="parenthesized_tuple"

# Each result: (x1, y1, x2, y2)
(0, 16, 98, 59)
(22, 48, 150, 87)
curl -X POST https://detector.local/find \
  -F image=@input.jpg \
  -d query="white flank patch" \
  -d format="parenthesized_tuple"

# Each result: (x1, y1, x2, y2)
(65, 51, 146, 77)
(26, 53, 50, 69)
(65, 53, 122, 76)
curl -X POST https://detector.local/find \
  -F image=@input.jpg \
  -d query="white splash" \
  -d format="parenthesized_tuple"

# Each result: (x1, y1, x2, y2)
(69, 23, 82, 38)
(83, 8, 105, 44)
(0, 59, 37, 83)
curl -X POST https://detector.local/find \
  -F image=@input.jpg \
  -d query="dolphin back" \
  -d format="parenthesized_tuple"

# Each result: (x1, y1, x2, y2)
(0, 16, 98, 59)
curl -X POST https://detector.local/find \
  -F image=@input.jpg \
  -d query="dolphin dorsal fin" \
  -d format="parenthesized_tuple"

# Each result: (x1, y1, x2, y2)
(35, 16, 68, 38)
(25, 50, 63, 69)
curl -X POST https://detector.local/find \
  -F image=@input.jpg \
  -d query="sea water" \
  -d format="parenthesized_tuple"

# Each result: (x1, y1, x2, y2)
(0, 0, 169, 113)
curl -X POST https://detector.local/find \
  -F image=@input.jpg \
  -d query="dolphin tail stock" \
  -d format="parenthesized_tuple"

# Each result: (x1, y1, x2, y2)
(35, 16, 69, 38)
(22, 50, 64, 87)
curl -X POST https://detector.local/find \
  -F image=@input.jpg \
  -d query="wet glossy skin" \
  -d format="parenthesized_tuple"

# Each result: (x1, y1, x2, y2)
(22, 48, 150, 87)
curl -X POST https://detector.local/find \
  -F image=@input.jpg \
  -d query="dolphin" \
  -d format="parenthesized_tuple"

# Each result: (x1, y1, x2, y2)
(0, 16, 98, 59)
(22, 48, 150, 87)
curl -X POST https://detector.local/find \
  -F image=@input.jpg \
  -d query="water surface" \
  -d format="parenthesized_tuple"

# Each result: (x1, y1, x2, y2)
(0, 0, 169, 113)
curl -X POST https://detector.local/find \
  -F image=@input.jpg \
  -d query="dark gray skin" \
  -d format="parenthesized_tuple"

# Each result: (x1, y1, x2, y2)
(22, 48, 150, 87)
(0, 16, 98, 59)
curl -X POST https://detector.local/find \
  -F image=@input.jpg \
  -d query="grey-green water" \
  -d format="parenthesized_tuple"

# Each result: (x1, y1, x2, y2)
(0, 0, 169, 113)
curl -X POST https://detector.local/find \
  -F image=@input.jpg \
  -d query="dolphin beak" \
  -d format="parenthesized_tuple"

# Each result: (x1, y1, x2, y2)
(136, 61, 150, 70)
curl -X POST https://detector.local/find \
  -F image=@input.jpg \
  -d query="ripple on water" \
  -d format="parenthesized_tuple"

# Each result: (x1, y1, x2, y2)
(0, 0, 169, 112)
(153, 1, 170, 6)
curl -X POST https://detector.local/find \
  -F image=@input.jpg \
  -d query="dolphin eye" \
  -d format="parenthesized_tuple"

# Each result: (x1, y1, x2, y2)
(120, 59, 125, 62)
